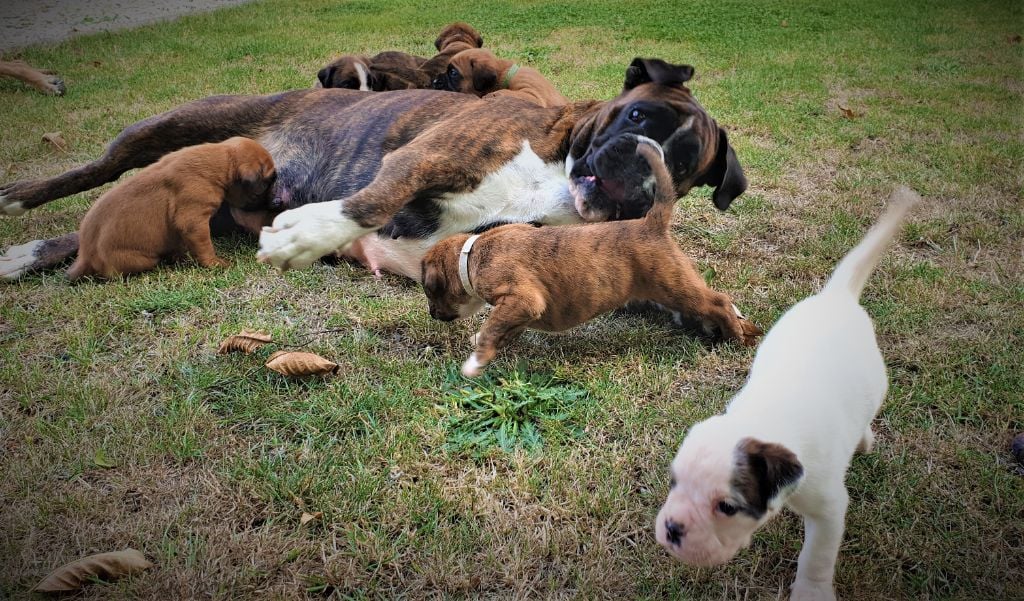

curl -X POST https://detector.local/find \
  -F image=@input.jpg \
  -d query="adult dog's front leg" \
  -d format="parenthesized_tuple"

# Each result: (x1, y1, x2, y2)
(790, 486, 849, 601)
(258, 142, 473, 271)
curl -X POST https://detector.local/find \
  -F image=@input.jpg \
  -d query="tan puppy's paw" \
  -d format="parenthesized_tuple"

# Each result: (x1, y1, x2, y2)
(461, 353, 485, 377)
(206, 257, 231, 269)
(790, 579, 837, 601)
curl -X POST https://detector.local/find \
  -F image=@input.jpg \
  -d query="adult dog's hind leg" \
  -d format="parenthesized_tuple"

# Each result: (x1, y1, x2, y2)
(0, 233, 79, 281)
(0, 93, 297, 216)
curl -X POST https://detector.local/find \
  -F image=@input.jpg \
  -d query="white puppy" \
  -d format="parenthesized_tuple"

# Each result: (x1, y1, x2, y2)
(655, 187, 919, 600)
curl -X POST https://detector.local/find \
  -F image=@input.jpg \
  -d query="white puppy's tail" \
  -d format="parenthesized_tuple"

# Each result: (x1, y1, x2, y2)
(823, 186, 920, 299)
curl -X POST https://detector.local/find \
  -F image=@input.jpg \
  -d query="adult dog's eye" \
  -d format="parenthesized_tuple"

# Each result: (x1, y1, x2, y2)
(628, 108, 645, 123)
(717, 501, 738, 516)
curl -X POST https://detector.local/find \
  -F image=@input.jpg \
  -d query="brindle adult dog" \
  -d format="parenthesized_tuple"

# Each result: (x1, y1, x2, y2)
(0, 58, 747, 281)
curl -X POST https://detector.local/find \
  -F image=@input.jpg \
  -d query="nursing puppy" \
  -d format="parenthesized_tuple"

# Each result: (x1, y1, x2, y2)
(655, 187, 920, 601)
(421, 22, 485, 87)
(421, 142, 761, 377)
(316, 51, 429, 91)
(67, 137, 276, 280)
(438, 48, 568, 107)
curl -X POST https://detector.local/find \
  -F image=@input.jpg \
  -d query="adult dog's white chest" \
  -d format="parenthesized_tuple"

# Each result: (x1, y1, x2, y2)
(346, 140, 580, 280)
(435, 140, 580, 235)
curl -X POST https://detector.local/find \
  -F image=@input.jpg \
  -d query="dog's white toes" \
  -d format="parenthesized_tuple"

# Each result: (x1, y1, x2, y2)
(256, 201, 367, 271)
(0, 193, 28, 216)
(790, 578, 837, 601)
(45, 76, 65, 96)
(461, 353, 484, 378)
(0, 239, 43, 281)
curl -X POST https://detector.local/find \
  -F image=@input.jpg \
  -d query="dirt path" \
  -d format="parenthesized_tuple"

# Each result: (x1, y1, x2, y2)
(0, 0, 255, 52)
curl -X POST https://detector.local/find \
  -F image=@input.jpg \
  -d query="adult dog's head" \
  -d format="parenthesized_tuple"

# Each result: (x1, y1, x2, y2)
(655, 418, 804, 566)
(568, 58, 747, 221)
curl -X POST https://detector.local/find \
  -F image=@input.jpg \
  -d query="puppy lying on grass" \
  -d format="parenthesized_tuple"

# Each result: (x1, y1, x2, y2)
(67, 137, 276, 280)
(655, 187, 919, 601)
(421, 140, 762, 377)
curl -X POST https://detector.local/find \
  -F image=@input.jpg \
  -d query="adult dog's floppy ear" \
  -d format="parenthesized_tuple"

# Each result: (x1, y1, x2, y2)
(732, 438, 803, 517)
(317, 66, 336, 88)
(696, 128, 747, 211)
(624, 58, 695, 90)
(471, 60, 498, 94)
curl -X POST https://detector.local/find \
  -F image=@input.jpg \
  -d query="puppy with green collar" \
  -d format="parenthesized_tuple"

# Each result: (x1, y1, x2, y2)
(420, 141, 761, 377)
(437, 48, 568, 107)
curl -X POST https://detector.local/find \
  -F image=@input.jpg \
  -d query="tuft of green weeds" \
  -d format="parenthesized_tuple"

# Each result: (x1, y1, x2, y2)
(438, 368, 588, 456)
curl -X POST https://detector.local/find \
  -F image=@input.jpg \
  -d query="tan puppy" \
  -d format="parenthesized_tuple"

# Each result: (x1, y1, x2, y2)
(421, 141, 761, 376)
(67, 137, 275, 280)
(438, 48, 568, 107)
(420, 22, 485, 87)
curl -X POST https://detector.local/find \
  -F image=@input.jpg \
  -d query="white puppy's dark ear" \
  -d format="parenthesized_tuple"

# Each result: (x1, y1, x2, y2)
(732, 438, 803, 516)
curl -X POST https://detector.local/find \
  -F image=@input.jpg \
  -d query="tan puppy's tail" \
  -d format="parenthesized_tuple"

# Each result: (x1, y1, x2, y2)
(823, 186, 920, 299)
(636, 141, 676, 232)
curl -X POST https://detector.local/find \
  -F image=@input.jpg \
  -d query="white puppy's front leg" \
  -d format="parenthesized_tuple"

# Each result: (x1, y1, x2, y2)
(257, 200, 373, 271)
(790, 486, 849, 601)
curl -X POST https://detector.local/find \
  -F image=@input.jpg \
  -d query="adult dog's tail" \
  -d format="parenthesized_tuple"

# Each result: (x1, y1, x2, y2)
(636, 141, 676, 232)
(823, 186, 919, 299)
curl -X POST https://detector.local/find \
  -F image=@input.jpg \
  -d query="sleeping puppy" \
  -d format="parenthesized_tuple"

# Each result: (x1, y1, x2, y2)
(421, 141, 761, 377)
(67, 137, 276, 280)
(316, 51, 429, 91)
(436, 48, 568, 107)
(420, 22, 485, 88)
(655, 187, 920, 601)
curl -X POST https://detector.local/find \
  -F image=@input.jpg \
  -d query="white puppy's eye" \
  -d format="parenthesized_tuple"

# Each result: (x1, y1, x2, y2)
(717, 501, 738, 516)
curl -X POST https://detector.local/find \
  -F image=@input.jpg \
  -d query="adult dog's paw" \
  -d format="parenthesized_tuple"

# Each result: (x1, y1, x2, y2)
(790, 578, 837, 601)
(0, 239, 44, 280)
(256, 200, 368, 271)
(0, 186, 29, 216)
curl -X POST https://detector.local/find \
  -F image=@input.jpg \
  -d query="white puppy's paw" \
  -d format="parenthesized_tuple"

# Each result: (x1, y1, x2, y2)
(790, 578, 837, 601)
(0, 239, 43, 280)
(461, 353, 485, 378)
(256, 200, 369, 271)
(0, 191, 28, 216)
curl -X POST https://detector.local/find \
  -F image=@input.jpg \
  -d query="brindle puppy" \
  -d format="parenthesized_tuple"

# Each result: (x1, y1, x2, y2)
(316, 51, 429, 91)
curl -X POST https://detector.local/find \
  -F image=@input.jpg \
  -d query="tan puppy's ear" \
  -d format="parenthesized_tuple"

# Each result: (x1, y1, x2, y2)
(471, 59, 498, 94)
(732, 438, 803, 517)
(226, 158, 273, 210)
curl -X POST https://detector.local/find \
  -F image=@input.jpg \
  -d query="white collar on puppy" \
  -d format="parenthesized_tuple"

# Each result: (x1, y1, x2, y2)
(459, 234, 482, 300)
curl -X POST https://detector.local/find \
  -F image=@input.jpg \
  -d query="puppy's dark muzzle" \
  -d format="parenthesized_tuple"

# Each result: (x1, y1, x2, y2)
(429, 306, 458, 322)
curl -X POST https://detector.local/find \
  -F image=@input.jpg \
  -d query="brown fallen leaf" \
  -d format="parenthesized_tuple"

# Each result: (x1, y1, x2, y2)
(41, 132, 68, 152)
(265, 351, 339, 376)
(780, 19, 789, 27)
(300, 511, 323, 525)
(838, 105, 859, 119)
(218, 328, 273, 354)
(32, 548, 153, 592)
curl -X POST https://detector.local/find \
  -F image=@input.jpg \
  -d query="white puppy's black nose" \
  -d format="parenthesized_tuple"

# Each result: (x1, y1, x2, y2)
(665, 519, 685, 545)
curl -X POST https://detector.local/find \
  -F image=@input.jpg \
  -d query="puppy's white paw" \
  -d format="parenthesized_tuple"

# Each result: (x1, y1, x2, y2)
(0, 239, 43, 280)
(461, 353, 485, 378)
(0, 192, 28, 216)
(790, 578, 837, 601)
(256, 200, 370, 271)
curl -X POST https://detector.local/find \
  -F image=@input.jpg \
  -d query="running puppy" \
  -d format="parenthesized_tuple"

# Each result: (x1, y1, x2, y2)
(437, 48, 568, 107)
(421, 141, 761, 377)
(655, 187, 920, 601)
(67, 137, 276, 280)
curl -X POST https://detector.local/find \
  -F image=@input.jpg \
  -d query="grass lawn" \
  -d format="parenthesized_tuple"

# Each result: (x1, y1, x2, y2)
(1, 0, 1022, 599)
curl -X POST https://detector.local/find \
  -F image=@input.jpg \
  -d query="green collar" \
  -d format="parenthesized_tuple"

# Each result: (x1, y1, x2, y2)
(500, 64, 520, 89)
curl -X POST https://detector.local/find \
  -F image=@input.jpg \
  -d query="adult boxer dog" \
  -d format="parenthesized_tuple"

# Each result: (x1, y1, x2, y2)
(654, 188, 919, 601)
(436, 48, 568, 107)
(316, 51, 429, 91)
(0, 58, 747, 283)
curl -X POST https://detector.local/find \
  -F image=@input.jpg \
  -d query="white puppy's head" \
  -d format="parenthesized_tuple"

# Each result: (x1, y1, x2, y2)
(655, 417, 804, 566)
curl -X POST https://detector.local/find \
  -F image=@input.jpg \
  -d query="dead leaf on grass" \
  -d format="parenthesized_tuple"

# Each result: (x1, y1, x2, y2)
(218, 328, 272, 354)
(265, 351, 338, 377)
(32, 548, 153, 592)
(300, 511, 323, 525)
(41, 132, 68, 152)
(838, 105, 859, 119)
(780, 19, 789, 27)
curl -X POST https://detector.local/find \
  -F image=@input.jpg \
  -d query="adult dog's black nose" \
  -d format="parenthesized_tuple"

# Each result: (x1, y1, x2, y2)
(665, 519, 685, 545)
